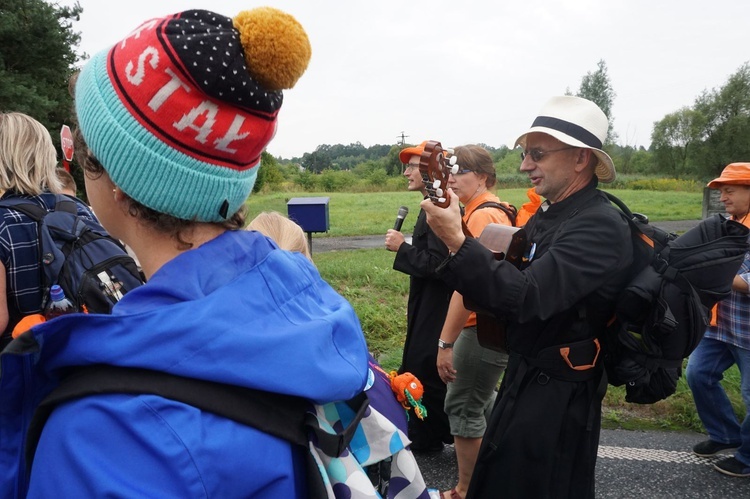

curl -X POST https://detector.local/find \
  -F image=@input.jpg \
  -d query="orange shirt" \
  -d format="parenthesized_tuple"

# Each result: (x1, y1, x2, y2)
(516, 188, 541, 227)
(462, 191, 512, 327)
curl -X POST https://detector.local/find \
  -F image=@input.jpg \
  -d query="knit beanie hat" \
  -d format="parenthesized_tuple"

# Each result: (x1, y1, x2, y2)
(75, 8, 311, 222)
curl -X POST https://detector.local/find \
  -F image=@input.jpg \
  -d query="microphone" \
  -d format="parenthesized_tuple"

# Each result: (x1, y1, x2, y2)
(393, 206, 409, 231)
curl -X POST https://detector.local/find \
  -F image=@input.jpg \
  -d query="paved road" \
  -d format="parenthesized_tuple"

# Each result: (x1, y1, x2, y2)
(310, 220, 750, 497)
(414, 428, 750, 497)
(309, 220, 702, 254)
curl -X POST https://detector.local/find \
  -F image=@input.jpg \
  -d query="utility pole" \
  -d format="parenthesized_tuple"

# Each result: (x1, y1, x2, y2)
(397, 131, 409, 146)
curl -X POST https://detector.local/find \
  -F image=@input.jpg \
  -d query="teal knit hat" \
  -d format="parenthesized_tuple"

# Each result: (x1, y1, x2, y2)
(75, 8, 311, 222)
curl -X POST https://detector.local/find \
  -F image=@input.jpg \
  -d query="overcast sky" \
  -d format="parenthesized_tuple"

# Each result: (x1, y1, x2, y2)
(59, 0, 749, 159)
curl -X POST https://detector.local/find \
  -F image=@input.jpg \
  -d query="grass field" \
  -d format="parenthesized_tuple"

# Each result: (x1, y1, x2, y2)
(247, 187, 742, 433)
(246, 188, 704, 238)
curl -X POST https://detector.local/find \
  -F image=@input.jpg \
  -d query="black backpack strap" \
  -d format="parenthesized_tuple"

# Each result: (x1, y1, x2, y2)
(26, 365, 311, 467)
(26, 364, 369, 498)
(52, 195, 78, 215)
(474, 201, 517, 227)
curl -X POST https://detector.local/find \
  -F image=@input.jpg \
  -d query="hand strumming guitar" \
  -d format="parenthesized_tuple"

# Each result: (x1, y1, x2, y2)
(421, 191, 466, 254)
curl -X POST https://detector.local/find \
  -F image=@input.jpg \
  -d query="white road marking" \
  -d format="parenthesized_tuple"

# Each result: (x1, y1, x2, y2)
(598, 446, 726, 466)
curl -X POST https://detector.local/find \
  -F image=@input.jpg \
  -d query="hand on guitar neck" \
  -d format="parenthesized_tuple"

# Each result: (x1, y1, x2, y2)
(418, 140, 470, 252)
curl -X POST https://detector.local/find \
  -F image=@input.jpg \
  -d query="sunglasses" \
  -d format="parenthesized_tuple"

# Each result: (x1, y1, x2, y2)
(520, 146, 577, 162)
(450, 169, 474, 176)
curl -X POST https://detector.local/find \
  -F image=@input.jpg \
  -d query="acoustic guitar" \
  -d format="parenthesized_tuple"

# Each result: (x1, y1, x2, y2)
(464, 224, 527, 353)
(418, 140, 527, 353)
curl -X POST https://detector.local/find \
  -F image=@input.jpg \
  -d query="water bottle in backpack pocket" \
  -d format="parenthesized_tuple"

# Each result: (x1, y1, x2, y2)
(0, 195, 144, 315)
(44, 285, 75, 320)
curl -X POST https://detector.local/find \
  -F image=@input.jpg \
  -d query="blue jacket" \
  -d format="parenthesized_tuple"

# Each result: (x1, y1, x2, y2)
(0, 230, 369, 498)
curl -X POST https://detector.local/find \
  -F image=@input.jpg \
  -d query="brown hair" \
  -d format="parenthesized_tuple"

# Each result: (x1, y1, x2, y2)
(452, 144, 497, 188)
(56, 168, 77, 195)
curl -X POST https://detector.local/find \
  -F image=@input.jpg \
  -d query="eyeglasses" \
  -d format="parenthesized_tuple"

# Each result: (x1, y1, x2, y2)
(450, 169, 474, 176)
(520, 146, 577, 163)
(405, 164, 419, 172)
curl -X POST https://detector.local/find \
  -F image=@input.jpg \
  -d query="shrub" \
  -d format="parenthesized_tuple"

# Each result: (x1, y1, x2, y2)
(367, 168, 389, 187)
(319, 169, 356, 192)
(611, 175, 703, 192)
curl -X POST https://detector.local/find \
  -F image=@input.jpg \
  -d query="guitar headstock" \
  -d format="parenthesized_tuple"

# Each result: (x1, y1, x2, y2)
(418, 140, 459, 208)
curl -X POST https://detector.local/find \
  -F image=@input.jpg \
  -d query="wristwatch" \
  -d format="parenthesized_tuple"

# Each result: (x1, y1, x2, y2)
(438, 339, 454, 349)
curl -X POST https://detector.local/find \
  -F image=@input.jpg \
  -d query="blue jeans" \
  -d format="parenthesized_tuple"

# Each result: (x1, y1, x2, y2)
(686, 337, 750, 465)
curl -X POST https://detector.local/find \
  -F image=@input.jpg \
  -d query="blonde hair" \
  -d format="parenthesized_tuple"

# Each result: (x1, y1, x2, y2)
(248, 211, 312, 260)
(0, 112, 62, 195)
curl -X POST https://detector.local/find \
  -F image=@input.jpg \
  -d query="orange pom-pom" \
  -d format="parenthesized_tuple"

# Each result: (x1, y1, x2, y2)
(233, 7, 311, 91)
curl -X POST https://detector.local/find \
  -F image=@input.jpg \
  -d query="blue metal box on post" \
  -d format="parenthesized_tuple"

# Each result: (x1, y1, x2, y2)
(287, 197, 330, 254)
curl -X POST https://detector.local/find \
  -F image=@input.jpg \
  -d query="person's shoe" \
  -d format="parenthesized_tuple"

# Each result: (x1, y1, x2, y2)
(714, 457, 750, 477)
(693, 439, 740, 457)
(409, 440, 444, 453)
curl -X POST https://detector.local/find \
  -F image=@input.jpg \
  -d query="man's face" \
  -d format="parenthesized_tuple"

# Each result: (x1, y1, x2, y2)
(519, 132, 580, 203)
(719, 184, 750, 218)
(404, 155, 424, 192)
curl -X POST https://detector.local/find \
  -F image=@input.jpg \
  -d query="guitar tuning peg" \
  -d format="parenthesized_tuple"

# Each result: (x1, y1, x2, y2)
(437, 197, 447, 204)
(444, 148, 454, 155)
(450, 164, 459, 175)
(449, 156, 458, 166)
(436, 188, 444, 197)
(433, 179, 442, 189)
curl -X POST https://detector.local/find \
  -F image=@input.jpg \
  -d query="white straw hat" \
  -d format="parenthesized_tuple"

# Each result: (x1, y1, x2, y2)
(513, 96, 616, 183)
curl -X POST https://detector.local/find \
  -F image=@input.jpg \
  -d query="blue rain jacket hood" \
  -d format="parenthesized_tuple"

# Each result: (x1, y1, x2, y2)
(0, 230, 369, 498)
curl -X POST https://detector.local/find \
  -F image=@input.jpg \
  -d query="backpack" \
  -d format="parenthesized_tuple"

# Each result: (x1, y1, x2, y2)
(475, 201, 518, 227)
(0, 195, 144, 317)
(600, 192, 749, 404)
(26, 364, 431, 499)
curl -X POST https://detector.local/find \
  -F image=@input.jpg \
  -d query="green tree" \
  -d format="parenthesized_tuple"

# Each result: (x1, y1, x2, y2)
(253, 152, 285, 193)
(649, 62, 750, 179)
(573, 59, 618, 145)
(383, 144, 404, 176)
(695, 62, 750, 176)
(495, 150, 522, 174)
(0, 0, 83, 149)
(628, 147, 654, 174)
(650, 107, 706, 175)
(301, 147, 332, 173)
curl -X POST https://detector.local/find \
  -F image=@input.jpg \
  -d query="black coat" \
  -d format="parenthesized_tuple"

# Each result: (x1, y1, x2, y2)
(440, 180, 633, 499)
(393, 208, 452, 446)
